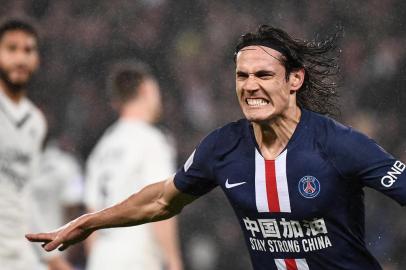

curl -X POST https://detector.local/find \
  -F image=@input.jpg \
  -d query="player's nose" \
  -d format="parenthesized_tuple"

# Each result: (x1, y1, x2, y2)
(12, 49, 30, 64)
(242, 75, 260, 92)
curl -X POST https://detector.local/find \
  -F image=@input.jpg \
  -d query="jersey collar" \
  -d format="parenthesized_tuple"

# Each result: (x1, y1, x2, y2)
(0, 88, 32, 127)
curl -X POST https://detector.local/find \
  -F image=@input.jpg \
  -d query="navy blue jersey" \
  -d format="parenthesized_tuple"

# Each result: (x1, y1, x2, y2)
(174, 108, 406, 270)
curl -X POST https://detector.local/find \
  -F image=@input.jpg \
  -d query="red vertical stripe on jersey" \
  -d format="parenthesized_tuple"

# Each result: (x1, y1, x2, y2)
(265, 160, 280, 212)
(284, 259, 299, 270)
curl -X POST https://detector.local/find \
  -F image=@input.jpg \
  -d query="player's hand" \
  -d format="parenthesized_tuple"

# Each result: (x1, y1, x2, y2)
(26, 214, 94, 252)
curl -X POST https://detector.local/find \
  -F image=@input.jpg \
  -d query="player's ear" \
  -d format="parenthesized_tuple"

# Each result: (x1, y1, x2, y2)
(289, 68, 305, 92)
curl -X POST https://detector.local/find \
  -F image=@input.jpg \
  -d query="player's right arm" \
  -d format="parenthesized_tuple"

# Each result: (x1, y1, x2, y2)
(27, 127, 221, 252)
(26, 176, 197, 252)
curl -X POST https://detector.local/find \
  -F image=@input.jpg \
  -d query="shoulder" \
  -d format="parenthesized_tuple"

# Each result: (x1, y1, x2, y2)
(216, 119, 248, 139)
(306, 110, 385, 165)
(305, 110, 348, 135)
(86, 122, 119, 162)
(137, 122, 167, 142)
(27, 99, 47, 131)
(125, 121, 173, 151)
(89, 121, 168, 160)
(25, 99, 47, 141)
(305, 110, 368, 147)
(197, 119, 248, 156)
(92, 122, 120, 148)
(111, 120, 164, 142)
(45, 144, 82, 174)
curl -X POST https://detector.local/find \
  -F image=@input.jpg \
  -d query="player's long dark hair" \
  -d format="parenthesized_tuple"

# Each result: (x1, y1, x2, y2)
(234, 25, 342, 116)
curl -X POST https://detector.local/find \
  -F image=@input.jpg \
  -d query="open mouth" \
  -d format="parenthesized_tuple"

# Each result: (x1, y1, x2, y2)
(245, 98, 269, 107)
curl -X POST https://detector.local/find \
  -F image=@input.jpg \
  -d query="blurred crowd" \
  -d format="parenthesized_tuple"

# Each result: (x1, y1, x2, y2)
(1, 0, 406, 269)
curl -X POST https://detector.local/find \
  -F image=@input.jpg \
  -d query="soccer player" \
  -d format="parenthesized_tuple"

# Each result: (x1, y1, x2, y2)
(0, 19, 72, 270)
(0, 19, 42, 270)
(27, 25, 406, 270)
(83, 62, 183, 270)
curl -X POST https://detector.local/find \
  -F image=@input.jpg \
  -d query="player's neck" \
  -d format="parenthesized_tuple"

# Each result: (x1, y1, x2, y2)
(253, 106, 301, 160)
(0, 80, 26, 104)
(120, 103, 154, 124)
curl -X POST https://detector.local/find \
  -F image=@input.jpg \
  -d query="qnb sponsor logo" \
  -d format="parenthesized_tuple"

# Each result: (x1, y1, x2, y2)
(381, 161, 405, 188)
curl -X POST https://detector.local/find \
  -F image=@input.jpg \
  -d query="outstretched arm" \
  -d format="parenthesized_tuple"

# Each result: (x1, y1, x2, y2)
(26, 176, 196, 252)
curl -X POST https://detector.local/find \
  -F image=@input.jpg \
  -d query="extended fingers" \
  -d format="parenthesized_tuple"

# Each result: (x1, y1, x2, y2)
(25, 233, 54, 243)
(58, 243, 70, 251)
(26, 233, 65, 251)
(43, 236, 64, 251)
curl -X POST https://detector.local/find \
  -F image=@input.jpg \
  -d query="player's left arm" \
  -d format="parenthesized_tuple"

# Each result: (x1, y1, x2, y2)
(328, 126, 406, 206)
(26, 176, 197, 252)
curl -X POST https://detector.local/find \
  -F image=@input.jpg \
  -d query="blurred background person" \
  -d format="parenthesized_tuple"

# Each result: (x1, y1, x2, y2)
(29, 133, 84, 270)
(0, 18, 76, 270)
(0, 19, 46, 270)
(84, 62, 183, 270)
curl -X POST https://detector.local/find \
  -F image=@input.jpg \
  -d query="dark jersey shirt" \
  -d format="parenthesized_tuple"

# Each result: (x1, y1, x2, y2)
(174, 109, 406, 270)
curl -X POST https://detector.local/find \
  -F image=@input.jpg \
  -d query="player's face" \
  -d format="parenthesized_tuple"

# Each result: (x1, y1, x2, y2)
(0, 30, 39, 90)
(235, 46, 301, 123)
(141, 79, 162, 123)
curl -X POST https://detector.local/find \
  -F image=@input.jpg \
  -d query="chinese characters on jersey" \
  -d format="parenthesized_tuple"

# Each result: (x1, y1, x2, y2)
(243, 217, 332, 253)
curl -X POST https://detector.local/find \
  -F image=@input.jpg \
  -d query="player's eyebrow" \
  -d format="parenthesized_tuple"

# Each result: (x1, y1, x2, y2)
(236, 70, 275, 77)
(255, 70, 275, 76)
(236, 70, 248, 76)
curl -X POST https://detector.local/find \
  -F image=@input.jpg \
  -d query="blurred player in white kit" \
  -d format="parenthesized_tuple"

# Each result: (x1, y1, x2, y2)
(0, 19, 75, 270)
(29, 136, 84, 269)
(31, 137, 83, 236)
(84, 62, 183, 270)
(0, 19, 46, 270)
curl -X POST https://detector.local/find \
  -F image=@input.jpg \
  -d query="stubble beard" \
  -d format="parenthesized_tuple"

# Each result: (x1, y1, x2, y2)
(0, 66, 29, 94)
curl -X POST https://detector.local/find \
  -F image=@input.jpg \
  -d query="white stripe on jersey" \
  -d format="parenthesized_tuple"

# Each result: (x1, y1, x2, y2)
(274, 258, 310, 270)
(275, 150, 291, 212)
(274, 259, 287, 270)
(255, 149, 269, 212)
(295, 259, 310, 270)
(255, 149, 291, 213)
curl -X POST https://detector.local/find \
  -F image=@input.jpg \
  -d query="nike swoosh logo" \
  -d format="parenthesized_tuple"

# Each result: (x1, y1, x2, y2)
(225, 179, 247, 189)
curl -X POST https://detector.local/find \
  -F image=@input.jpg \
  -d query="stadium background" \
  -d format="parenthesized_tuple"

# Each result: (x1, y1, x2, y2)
(2, 0, 406, 269)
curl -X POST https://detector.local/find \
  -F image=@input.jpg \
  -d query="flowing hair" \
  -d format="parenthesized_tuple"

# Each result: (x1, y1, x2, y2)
(234, 25, 342, 116)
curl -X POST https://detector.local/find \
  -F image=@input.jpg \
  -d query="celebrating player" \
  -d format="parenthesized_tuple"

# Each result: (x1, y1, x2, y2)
(26, 25, 406, 270)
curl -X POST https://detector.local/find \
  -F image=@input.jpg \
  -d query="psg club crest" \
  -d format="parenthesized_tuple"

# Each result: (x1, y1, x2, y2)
(298, 176, 321, 199)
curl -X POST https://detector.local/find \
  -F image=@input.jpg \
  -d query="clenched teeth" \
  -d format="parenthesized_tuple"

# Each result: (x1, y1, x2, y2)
(246, 98, 269, 106)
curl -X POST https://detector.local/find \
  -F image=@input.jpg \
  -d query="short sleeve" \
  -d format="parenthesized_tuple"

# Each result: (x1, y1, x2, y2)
(328, 127, 406, 206)
(174, 130, 219, 196)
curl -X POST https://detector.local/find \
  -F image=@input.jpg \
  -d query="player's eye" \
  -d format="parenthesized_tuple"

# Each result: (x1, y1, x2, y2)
(255, 71, 274, 80)
(236, 72, 248, 80)
(24, 46, 36, 54)
(6, 44, 17, 52)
